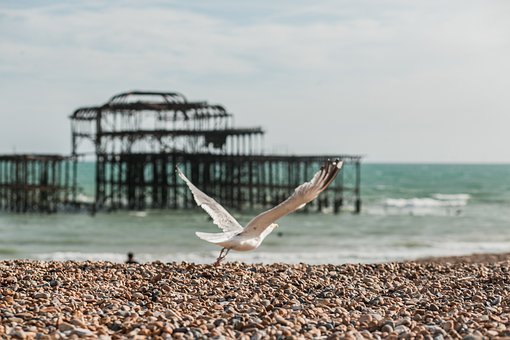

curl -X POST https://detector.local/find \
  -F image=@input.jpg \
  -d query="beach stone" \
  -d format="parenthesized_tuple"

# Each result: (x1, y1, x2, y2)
(73, 328, 94, 336)
(381, 324, 393, 333)
(463, 334, 483, 340)
(8, 317, 24, 324)
(15, 312, 33, 320)
(449, 330, 462, 338)
(0, 259, 509, 338)
(490, 295, 502, 306)
(58, 322, 75, 332)
(214, 318, 228, 327)
(9, 329, 26, 339)
(133, 292, 144, 299)
(442, 320, 454, 332)
(109, 322, 123, 332)
(173, 327, 190, 334)
(394, 325, 410, 334)
(34, 292, 49, 299)
(5, 276, 17, 284)
(359, 314, 373, 324)
(428, 304, 439, 311)
(83, 293, 95, 301)
(71, 318, 87, 328)
(275, 316, 290, 326)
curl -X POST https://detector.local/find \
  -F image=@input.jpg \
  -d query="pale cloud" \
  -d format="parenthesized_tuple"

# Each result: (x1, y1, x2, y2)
(0, 1, 509, 162)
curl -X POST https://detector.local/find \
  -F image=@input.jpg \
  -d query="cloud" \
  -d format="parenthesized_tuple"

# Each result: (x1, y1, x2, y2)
(0, 2, 428, 77)
(0, 1, 509, 161)
(2, 1, 507, 79)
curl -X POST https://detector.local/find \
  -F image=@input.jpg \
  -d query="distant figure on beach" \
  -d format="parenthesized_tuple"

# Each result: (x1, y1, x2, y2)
(176, 159, 343, 266)
(125, 252, 138, 264)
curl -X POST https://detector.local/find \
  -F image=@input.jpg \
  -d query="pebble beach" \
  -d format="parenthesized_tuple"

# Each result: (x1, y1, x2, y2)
(1, 253, 510, 339)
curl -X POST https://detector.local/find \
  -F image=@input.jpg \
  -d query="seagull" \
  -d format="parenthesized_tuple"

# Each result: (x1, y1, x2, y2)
(176, 159, 343, 266)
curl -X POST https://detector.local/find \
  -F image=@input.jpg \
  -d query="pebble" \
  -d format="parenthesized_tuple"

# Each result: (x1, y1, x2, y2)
(34, 292, 49, 299)
(0, 255, 509, 338)
(381, 324, 393, 333)
(58, 322, 75, 332)
(73, 327, 95, 336)
(395, 325, 411, 334)
(83, 293, 95, 301)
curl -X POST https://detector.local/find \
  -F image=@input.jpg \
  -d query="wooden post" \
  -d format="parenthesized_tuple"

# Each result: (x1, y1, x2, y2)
(355, 159, 361, 214)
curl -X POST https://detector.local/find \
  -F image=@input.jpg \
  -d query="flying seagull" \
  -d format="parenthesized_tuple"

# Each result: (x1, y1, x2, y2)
(176, 159, 343, 266)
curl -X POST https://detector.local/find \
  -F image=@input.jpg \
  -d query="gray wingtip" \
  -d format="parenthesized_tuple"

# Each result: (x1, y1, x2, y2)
(175, 165, 186, 181)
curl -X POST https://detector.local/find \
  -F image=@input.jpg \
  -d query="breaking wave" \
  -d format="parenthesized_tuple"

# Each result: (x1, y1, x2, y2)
(432, 193, 471, 201)
(384, 194, 470, 209)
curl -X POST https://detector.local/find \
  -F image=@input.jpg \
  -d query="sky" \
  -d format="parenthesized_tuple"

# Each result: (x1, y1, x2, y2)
(0, 0, 509, 162)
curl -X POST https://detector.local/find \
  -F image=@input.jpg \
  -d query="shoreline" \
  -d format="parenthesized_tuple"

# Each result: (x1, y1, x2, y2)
(415, 251, 510, 264)
(1, 252, 510, 338)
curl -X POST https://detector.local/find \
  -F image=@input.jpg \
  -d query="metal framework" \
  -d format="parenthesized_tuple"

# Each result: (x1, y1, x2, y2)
(71, 91, 362, 213)
(0, 154, 75, 213)
(71, 91, 264, 155)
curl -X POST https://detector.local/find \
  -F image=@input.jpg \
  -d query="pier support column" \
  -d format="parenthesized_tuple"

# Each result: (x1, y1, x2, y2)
(355, 198, 361, 214)
(354, 160, 361, 214)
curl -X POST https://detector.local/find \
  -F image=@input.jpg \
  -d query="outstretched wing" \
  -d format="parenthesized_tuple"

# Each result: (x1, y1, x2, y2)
(241, 159, 343, 236)
(176, 166, 243, 233)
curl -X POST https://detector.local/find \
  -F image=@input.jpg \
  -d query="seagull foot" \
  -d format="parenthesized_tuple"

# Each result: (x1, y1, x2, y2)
(213, 248, 230, 266)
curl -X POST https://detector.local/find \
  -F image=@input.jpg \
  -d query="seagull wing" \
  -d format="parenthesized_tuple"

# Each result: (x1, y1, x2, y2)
(241, 159, 343, 237)
(176, 166, 243, 233)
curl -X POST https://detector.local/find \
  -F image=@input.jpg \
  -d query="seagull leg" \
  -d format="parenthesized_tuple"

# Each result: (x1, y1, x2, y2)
(213, 248, 230, 266)
(213, 248, 225, 266)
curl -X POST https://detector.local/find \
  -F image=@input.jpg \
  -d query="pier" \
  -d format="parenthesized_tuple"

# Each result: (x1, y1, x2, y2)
(0, 154, 75, 213)
(1, 90, 362, 213)
(71, 91, 362, 213)
(92, 152, 361, 212)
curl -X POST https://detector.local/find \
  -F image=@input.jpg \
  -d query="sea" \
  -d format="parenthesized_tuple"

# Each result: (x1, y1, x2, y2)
(1, 163, 510, 264)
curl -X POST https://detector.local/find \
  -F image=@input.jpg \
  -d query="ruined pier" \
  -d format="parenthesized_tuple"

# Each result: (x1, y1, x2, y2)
(1, 90, 362, 214)
(0, 154, 75, 213)
(71, 91, 362, 213)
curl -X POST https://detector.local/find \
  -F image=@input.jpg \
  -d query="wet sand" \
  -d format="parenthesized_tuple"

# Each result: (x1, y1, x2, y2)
(1, 253, 510, 339)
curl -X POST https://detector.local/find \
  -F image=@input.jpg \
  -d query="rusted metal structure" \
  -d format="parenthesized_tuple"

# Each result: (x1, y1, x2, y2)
(0, 154, 75, 213)
(71, 91, 362, 213)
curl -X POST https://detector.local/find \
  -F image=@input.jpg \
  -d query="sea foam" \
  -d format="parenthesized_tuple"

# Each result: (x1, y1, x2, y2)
(384, 193, 470, 208)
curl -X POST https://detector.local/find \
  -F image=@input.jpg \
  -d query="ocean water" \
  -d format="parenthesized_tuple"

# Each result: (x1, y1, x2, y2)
(1, 163, 510, 264)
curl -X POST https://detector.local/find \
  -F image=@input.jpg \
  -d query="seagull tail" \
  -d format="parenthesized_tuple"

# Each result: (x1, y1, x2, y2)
(195, 231, 234, 244)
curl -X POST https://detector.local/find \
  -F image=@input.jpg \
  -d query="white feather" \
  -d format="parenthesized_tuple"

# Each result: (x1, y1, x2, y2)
(176, 166, 243, 233)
